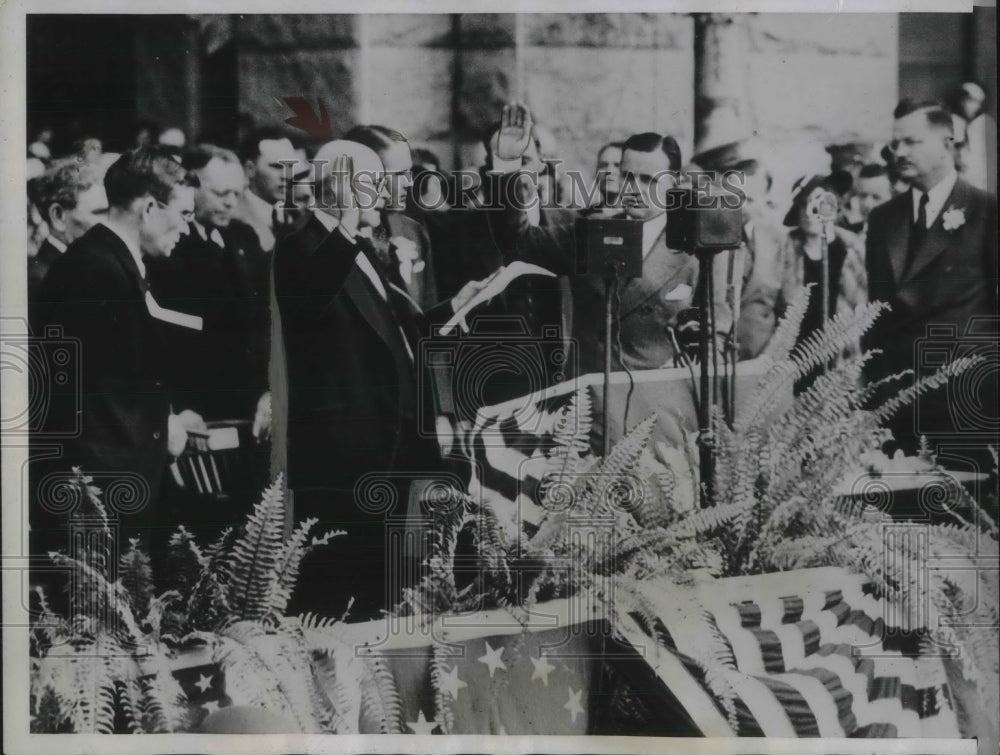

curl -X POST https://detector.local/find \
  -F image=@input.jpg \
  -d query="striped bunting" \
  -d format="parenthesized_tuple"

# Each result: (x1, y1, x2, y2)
(659, 569, 960, 739)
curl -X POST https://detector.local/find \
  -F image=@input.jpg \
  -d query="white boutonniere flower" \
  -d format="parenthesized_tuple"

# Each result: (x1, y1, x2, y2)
(941, 207, 966, 232)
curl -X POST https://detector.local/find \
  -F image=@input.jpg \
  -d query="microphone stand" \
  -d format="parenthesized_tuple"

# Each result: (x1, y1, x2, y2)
(695, 247, 725, 508)
(602, 268, 617, 458)
(821, 225, 830, 376)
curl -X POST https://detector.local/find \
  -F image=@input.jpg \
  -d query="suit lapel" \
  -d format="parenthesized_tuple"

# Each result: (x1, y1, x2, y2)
(887, 194, 912, 284)
(344, 261, 409, 361)
(904, 179, 969, 283)
(96, 225, 148, 297)
(620, 235, 691, 318)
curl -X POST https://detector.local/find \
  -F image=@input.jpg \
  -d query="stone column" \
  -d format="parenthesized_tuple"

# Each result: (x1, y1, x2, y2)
(693, 13, 753, 156)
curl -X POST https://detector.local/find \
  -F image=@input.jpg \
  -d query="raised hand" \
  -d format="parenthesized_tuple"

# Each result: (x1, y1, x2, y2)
(329, 153, 357, 210)
(491, 102, 534, 162)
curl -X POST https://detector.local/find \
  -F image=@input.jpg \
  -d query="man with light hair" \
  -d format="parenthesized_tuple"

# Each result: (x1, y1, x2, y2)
(272, 140, 488, 619)
(28, 158, 109, 300)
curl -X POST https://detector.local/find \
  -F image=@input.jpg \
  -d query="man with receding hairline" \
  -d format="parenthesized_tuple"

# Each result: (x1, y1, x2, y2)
(28, 159, 109, 303)
(863, 99, 997, 458)
(146, 145, 271, 427)
(273, 140, 489, 619)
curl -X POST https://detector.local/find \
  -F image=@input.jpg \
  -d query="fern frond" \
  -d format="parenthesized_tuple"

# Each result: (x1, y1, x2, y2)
(227, 479, 287, 621)
(872, 356, 982, 423)
(761, 284, 813, 364)
(267, 518, 344, 620)
(665, 499, 755, 540)
(359, 655, 402, 733)
(118, 537, 154, 620)
(164, 526, 204, 597)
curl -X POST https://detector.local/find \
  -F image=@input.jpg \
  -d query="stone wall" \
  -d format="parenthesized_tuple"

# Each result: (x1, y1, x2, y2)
(233, 12, 898, 183)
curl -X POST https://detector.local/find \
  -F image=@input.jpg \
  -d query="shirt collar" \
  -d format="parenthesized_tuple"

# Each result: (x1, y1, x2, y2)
(642, 212, 668, 259)
(46, 235, 68, 253)
(912, 168, 958, 227)
(100, 218, 145, 279)
(245, 189, 276, 225)
(312, 208, 358, 244)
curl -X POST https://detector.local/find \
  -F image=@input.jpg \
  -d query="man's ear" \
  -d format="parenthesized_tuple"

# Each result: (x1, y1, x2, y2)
(138, 196, 157, 222)
(243, 159, 256, 179)
(47, 203, 66, 231)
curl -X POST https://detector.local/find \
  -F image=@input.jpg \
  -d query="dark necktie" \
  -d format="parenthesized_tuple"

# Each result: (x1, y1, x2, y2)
(907, 191, 929, 271)
(913, 192, 928, 239)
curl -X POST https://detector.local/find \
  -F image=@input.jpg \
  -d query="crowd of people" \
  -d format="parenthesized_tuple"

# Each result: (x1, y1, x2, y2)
(26, 79, 996, 620)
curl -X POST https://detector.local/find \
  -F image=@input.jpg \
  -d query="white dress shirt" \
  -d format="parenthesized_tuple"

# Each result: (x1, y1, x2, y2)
(46, 235, 68, 253)
(194, 220, 225, 248)
(911, 169, 958, 229)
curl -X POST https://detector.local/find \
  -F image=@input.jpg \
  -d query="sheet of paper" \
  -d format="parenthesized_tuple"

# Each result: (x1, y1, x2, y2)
(439, 261, 556, 336)
(205, 426, 240, 451)
(145, 291, 203, 331)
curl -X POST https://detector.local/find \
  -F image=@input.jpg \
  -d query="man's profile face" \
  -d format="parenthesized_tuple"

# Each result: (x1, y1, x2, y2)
(246, 137, 296, 204)
(853, 175, 891, 222)
(891, 111, 953, 188)
(596, 146, 622, 201)
(355, 170, 388, 228)
(620, 148, 674, 221)
(196, 158, 246, 228)
(58, 182, 109, 243)
(379, 140, 413, 211)
(141, 185, 195, 257)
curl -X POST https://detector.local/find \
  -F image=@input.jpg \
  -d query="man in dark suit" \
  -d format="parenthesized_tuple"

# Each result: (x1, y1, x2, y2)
(146, 145, 271, 424)
(32, 147, 206, 568)
(428, 106, 579, 413)
(864, 99, 998, 459)
(234, 127, 298, 254)
(27, 159, 109, 305)
(274, 141, 487, 620)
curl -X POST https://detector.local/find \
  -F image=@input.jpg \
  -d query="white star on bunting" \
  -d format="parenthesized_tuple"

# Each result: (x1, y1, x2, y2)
(406, 710, 440, 735)
(194, 673, 214, 694)
(530, 653, 555, 686)
(439, 664, 468, 700)
(564, 686, 584, 724)
(477, 640, 506, 678)
(202, 700, 221, 716)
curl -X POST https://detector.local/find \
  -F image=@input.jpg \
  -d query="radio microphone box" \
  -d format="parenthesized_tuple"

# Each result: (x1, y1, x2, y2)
(575, 215, 644, 278)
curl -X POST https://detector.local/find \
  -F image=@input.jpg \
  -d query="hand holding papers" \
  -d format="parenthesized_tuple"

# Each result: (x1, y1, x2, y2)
(441, 261, 557, 335)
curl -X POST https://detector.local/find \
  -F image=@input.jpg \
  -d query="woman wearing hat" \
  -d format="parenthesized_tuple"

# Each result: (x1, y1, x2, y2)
(775, 176, 852, 385)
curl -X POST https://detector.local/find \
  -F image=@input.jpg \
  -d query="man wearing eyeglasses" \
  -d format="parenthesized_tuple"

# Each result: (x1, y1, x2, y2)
(147, 145, 271, 429)
(863, 99, 997, 459)
(32, 147, 206, 573)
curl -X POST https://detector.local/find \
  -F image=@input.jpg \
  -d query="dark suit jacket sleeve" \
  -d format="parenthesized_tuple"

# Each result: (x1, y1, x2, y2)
(274, 227, 358, 327)
(983, 195, 998, 311)
(43, 253, 134, 392)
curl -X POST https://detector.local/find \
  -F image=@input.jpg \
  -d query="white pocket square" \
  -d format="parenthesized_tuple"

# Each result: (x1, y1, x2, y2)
(663, 283, 692, 302)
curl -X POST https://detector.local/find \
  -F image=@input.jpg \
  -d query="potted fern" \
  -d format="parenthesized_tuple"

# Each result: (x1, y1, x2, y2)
(400, 286, 997, 741)
(29, 470, 399, 733)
